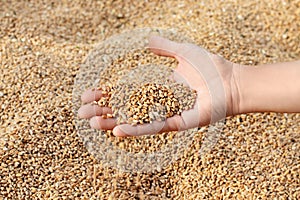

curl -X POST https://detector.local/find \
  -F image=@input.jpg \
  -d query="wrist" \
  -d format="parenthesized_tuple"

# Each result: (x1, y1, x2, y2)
(236, 64, 257, 114)
(236, 64, 271, 114)
(228, 63, 243, 116)
(230, 63, 261, 115)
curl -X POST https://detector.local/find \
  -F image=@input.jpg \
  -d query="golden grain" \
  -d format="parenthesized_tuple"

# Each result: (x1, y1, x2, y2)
(1, 0, 299, 199)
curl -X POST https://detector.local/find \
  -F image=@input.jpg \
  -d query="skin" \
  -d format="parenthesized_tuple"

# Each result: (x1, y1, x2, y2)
(238, 61, 300, 114)
(78, 36, 300, 137)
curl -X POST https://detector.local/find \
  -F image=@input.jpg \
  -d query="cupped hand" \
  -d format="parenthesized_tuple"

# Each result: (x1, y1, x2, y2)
(78, 36, 241, 136)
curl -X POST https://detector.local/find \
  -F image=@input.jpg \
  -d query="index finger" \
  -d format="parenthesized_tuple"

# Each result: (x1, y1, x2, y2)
(148, 36, 181, 58)
(81, 88, 103, 103)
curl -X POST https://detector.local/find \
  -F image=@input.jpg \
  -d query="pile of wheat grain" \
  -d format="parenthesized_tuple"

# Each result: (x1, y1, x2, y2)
(0, 0, 299, 199)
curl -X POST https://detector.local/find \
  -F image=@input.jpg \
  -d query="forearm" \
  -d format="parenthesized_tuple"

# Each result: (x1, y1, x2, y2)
(237, 60, 300, 114)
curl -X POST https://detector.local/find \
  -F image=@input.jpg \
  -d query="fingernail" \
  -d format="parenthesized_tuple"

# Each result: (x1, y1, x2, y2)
(90, 117, 101, 129)
(77, 107, 84, 118)
(113, 127, 128, 137)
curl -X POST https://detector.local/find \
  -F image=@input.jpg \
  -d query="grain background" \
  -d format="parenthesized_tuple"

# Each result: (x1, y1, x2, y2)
(0, 0, 299, 199)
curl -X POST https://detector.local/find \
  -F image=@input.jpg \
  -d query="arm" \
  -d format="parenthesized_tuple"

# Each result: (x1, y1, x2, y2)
(78, 36, 300, 137)
(236, 60, 300, 114)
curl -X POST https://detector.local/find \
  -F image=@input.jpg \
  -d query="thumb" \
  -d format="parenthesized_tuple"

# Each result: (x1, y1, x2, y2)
(148, 36, 181, 58)
(113, 121, 166, 137)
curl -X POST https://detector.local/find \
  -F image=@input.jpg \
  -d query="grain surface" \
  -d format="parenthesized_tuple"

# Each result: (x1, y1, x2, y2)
(0, 0, 299, 199)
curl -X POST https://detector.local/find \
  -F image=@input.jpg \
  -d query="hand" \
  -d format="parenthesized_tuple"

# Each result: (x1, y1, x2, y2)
(78, 36, 241, 136)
